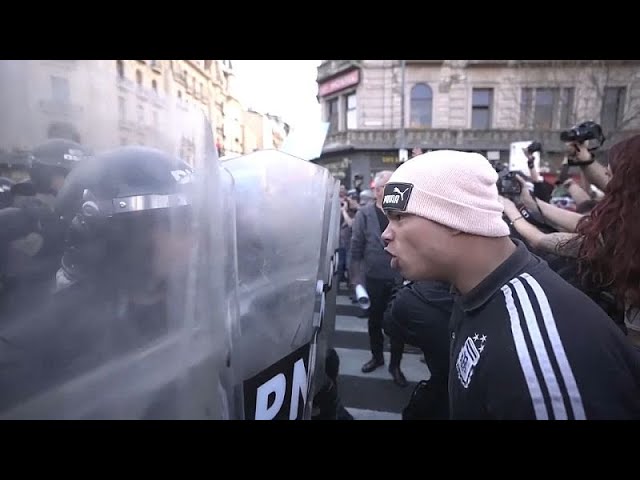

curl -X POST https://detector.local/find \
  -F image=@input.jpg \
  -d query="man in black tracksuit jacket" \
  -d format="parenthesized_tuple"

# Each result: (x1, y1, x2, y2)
(448, 239, 640, 419)
(380, 149, 640, 420)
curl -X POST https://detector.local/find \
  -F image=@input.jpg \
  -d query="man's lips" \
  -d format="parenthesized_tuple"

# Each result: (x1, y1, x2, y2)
(385, 247, 398, 268)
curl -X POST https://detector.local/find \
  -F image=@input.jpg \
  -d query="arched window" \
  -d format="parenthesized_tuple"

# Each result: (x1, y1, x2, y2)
(151, 79, 158, 93)
(136, 70, 143, 87)
(410, 83, 433, 128)
(116, 60, 124, 79)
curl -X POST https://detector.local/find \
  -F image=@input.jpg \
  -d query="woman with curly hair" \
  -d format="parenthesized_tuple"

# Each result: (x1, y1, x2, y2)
(501, 134, 640, 347)
(576, 134, 640, 347)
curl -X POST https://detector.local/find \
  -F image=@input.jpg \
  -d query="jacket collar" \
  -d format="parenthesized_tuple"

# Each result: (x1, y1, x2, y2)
(453, 239, 534, 312)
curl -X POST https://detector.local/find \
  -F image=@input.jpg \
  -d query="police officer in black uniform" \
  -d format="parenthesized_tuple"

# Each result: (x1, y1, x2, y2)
(0, 139, 89, 316)
(0, 145, 235, 419)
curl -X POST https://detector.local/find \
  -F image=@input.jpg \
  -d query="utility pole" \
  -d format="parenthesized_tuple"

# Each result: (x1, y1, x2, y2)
(399, 60, 407, 162)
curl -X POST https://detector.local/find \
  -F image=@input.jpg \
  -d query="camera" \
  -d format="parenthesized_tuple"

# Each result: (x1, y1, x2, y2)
(490, 161, 523, 198)
(526, 141, 542, 155)
(560, 121, 605, 150)
(497, 171, 522, 197)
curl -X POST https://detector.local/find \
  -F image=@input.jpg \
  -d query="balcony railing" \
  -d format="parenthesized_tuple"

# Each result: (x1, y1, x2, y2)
(324, 129, 562, 153)
(323, 128, 640, 153)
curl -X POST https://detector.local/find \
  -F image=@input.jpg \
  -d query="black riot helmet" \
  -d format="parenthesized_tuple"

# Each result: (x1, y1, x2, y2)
(29, 138, 91, 194)
(54, 146, 195, 289)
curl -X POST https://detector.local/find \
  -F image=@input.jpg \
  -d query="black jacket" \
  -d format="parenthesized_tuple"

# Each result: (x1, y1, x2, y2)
(383, 280, 453, 420)
(449, 239, 640, 420)
(350, 203, 401, 282)
(383, 280, 453, 382)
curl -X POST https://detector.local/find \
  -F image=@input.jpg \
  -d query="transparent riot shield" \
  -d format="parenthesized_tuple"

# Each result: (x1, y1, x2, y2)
(0, 60, 238, 419)
(305, 176, 341, 418)
(222, 150, 336, 420)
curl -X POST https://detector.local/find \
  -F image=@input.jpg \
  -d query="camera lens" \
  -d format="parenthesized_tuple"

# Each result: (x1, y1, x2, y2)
(560, 130, 574, 142)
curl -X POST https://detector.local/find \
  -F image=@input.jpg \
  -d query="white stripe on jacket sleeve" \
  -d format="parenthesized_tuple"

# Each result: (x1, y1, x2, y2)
(501, 284, 549, 420)
(510, 278, 568, 420)
(520, 273, 586, 420)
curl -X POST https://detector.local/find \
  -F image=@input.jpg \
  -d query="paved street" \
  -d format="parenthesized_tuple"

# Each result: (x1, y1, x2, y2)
(333, 284, 431, 420)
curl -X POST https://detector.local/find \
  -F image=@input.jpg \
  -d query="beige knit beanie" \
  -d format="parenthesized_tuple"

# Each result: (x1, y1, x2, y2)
(381, 150, 510, 237)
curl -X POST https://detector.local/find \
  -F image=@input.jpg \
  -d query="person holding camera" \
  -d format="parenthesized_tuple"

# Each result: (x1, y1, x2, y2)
(522, 142, 554, 203)
(501, 133, 640, 346)
(562, 122, 611, 192)
(499, 121, 610, 257)
(575, 134, 640, 350)
(380, 149, 640, 419)
(338, 191, 359, 284)
(500, 177, 584, 257)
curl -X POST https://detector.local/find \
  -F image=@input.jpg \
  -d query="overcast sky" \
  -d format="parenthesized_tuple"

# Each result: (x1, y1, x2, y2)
(231, 60, 322, 131)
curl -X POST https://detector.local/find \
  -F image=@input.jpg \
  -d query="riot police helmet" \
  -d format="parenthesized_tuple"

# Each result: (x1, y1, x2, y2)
(55, 145, 195, 290)
(29, 138, 91, 194)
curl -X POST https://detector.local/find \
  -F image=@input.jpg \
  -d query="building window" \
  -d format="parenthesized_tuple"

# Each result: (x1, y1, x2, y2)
(177, 91, 182, 99)
(116, 60, 124, 79)
(136, 70, 143, 88)
(471, 88, 493, 129)
(533, 88, 557, 130)
(410, 83, 432, 128)
(192, 78, 196, 94)
(51, 76, 70, 104)
(519, 88, 532, 128)
(601, 86, 627, 132)
(151, 79, 158, 93)
(137, 104, 144, 125)
(327, 98, 339, 133)
(521, 87, 575, 129)
(118, 97, 126, 121)
(346, 93, 357, 129)
(559, 88, 575, 128)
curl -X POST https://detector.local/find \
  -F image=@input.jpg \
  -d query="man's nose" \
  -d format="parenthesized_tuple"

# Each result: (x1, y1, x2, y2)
(381, 225, 392, 245)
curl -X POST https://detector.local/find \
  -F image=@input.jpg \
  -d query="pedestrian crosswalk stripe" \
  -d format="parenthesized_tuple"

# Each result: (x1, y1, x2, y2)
(335, 347, 430, 383)
(346, 408, 402, 421)
(335, 315, 368, 333)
